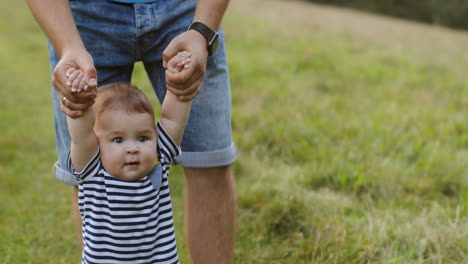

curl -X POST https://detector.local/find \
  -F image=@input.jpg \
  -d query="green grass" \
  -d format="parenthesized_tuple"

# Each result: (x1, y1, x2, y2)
(1, 0, 467, 263)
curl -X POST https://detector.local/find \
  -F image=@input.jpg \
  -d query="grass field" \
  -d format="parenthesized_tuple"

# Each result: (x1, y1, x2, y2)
(1, 0, 467, 263)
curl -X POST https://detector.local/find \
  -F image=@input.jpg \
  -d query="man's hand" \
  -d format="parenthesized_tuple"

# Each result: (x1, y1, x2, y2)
(163, 30, 208, 101)
(53, 48, 97, 118)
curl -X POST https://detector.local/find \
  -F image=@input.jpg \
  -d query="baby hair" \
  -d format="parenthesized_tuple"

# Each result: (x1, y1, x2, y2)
(95, 82, 155, 121)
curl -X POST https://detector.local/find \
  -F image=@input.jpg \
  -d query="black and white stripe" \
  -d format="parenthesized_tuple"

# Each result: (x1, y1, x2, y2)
(69, 122, 180, 264)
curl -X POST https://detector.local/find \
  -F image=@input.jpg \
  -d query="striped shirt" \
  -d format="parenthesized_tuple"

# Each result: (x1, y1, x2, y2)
(68, 122, 180, 264)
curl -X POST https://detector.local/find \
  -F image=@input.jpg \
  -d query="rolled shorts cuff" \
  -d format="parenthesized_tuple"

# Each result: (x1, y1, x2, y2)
(175, 143, 237, 168)
(54, 162, 79, 186)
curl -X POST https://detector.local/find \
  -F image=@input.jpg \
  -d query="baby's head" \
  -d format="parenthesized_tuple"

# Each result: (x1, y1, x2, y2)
(94, 82, 157, 181)
(95, 82, 155, 121)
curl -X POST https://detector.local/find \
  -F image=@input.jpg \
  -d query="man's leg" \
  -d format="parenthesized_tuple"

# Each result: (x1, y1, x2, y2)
(141, 1, 237, 260)
(184, 166, 236, 264)
(72, 186, 83, 249)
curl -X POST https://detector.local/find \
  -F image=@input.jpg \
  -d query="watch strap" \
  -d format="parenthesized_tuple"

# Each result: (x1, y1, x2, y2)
(188, 22, 218, 55)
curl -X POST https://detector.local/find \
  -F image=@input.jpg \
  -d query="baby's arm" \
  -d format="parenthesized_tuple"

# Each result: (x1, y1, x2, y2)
(65, 69, 98, 171)
(160, 51, 192, 145)
(67, 104, 98, 172)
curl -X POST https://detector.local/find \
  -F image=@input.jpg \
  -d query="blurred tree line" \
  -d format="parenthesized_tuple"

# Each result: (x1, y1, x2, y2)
(306, 0, 468, 31)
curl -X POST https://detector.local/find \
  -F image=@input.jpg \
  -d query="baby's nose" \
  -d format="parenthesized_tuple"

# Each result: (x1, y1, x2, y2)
(126, 142, 139, 153)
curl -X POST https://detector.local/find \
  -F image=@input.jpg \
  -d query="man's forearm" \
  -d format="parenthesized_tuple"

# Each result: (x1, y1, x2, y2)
(25, 0, 84, 57)
(194, 0, 230, 30)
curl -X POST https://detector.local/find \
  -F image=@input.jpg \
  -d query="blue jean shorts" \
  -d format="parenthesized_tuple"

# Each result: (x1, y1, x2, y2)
(49, 0, 236, 185)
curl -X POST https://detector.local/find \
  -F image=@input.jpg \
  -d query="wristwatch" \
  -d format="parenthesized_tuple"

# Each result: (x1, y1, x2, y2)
(188, 22, 219, 56)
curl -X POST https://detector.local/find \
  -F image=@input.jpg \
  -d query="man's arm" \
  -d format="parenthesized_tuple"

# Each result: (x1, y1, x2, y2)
(25, 0, 98, 118)
(193, 0, 230, 31)
(160, 91, 192, 146)
(163, 0, 230, 101)
(67, 106, 98, 172)
(25, 0, 83, 58)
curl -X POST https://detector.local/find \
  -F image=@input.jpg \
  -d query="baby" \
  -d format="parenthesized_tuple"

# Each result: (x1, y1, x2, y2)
(63, 51, 191, 264)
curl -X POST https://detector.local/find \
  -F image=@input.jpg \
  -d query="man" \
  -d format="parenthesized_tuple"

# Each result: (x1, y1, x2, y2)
(25, 0, 236, 263)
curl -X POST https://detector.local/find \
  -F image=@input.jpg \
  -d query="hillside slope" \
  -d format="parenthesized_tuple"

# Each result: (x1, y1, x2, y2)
(227, 0, 468, 69)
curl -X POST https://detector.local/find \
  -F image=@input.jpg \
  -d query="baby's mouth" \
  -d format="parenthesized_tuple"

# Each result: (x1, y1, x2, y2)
(125, 161, 140, 167)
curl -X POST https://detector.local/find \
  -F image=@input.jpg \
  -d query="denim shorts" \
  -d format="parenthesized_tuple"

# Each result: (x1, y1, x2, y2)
(49, 0, 236, 185)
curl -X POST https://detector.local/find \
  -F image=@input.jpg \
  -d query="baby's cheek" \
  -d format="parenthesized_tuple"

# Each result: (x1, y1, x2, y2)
(100, 153, 120, 177)
(100, 144, 121, 164)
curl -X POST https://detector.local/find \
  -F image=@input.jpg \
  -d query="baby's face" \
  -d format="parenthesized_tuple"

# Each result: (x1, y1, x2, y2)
(94, 108, 157, 181)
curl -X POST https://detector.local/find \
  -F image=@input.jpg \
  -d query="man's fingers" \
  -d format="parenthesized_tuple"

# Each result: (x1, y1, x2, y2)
(60, 90, 96, 107)
(173, 55, 205, 86)
(53, 66, 71, 95)
(61, 96, 94, 111)
(166, 82, 198, 96)
(165, 66, 194, 86)
(162, 39, 183, 66)
(85, 70, 97, 90)
(60, 102, 83, 118)
(166, 65, 204, 90)
(178, 87, 201, 102)
(52, 77, 72, 101)
(54, 81, 95, 105)
(167, 77, 202, 97)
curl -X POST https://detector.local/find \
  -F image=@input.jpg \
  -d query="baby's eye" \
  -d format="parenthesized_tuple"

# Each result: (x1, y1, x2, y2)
(113, 137, 123, 143)
(139, 136, 148, 142)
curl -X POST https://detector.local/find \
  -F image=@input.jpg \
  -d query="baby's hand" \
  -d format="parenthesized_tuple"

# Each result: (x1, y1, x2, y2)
(66, 68, 88, 93)
(166, 51, 191, 73)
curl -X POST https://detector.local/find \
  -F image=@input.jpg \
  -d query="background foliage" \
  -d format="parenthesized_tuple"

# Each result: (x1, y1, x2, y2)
(306, 0, 468, 31)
